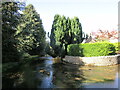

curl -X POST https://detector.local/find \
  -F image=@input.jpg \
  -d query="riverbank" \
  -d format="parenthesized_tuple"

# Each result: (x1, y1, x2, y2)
(63, 55, 120, 66)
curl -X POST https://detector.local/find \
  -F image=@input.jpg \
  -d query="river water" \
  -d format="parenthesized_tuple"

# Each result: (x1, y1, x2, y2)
(3, 57, 120, 89)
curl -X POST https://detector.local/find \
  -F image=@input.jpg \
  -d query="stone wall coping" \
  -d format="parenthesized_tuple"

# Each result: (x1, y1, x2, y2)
(64, 55, 120, 66)
(65, 54, 120, 58)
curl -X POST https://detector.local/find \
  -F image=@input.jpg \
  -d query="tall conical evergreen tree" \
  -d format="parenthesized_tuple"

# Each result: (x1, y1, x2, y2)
(50, 14, 60, 48)
(54, 15, 66, 46)
(2, 2, 21, 62)
(16, 4, 46, 56)
(50, 14, 84, 57)
(49, 14, 62, 57)
(70, 17, 83, 44)
(64, 17, 83, 54)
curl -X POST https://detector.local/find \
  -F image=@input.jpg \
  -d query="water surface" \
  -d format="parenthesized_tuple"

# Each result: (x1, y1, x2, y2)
(3, 57, 120, 88)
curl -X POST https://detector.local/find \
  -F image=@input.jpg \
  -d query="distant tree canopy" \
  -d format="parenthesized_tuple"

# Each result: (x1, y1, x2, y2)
(16, 4, 46, 56)
(49, 14, 86, 57)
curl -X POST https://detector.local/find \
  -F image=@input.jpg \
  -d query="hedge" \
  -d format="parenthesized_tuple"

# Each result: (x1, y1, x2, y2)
(67, 42, 116, 57)
(112, 42, 120, 54)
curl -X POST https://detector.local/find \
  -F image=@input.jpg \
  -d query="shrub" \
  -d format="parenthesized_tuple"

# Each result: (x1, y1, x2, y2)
(67, 44, 83, 56)
(112, 42, 120, 54)
(67, 42, 116, 57)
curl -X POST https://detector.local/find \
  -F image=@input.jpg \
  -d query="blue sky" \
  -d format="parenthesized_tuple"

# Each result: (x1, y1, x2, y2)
(26, 0, 119, 34)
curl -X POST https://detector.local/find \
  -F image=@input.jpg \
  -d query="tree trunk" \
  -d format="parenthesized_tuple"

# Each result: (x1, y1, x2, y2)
(65, 44, 68, 55)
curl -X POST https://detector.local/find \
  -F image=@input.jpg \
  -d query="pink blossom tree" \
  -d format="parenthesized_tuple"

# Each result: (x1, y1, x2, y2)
(91, 29, 118, 42)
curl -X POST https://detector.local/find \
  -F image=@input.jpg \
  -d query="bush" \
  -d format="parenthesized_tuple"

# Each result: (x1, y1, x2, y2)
(112, 42, 120, 54)
(67, 44, 83, 56)
(67, 42, 116, 57)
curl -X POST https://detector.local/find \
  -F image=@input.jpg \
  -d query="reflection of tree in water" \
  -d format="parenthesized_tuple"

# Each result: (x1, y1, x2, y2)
(7, 63, 40, 88)
(52, 63, 119, 88)
(118, 65, 120, 72)
(2, 73, 18, 88)
(118, 65, 120, 78)
(79, 65, 118, 83)
(2, 63, 21, 88)
(16, 64, 39, 88)
(52, 63, 85, 88)
(3, 59, 119, 88)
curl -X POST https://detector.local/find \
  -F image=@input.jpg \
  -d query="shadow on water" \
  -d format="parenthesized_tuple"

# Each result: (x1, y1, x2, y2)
(2, 56, 120, 88)
(51, 63, 85, 88)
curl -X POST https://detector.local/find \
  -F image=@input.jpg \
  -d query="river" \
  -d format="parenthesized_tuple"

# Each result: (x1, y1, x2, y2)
(2, 57, 120, 89)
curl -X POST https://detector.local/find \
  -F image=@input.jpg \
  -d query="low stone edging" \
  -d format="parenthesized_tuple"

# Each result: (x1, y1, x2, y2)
(63, 55, 120, 66)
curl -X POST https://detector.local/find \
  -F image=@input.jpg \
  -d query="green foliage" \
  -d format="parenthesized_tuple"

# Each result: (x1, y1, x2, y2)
(2, 3, 46, 63)
(50, 14, 84, 57)
(81, 42, 115, 57)
(45, 43, 55, 57)
(70, 17, 83, 44)
(67, 44, 82, 56)
(45, 43, 63, 57)
(68, 42, 116, 57)
(112, 42, 120, 54)
(2, 2, 21, 63)
(16, 4, 46, 56)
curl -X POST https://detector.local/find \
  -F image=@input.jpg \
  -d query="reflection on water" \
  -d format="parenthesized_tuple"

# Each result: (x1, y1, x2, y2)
(2, 57, 120, 88)
(38, 59, 54, 88)
(114, 72, 118, 88)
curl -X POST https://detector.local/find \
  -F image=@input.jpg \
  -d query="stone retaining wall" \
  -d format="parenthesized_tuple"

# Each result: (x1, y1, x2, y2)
(63, 55, 120, 66)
